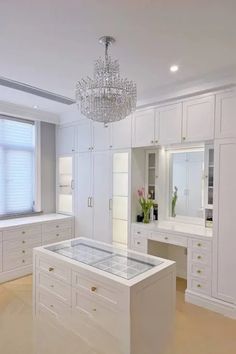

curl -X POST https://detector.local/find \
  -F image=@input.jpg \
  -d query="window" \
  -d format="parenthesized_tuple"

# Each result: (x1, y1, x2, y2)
(0, 116, 35, 217)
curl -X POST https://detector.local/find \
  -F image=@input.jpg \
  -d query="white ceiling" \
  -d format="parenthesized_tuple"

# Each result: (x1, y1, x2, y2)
(0, 0, 236, 114)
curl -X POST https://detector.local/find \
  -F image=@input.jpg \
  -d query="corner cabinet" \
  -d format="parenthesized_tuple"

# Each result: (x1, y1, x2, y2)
(215, 90, 236, 139)
(212, 138, 236, 304)
(182, 95, 215, 142)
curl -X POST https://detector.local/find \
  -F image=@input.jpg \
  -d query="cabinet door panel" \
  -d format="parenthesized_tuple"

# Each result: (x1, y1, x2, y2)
(57, 125, 76, 155)
(215, 90, 236, 138)
(110, 115, 132, 149)
(213, 139, 236, 303)
(158, 103, 182, 145)
(183, 96, 215, 142)
(92, 152, 111, 243)
(132, 109, 155, 147)
(77, 121, 92, 152)
(93, 122, 111, 151)
(76, 152, 93, 238)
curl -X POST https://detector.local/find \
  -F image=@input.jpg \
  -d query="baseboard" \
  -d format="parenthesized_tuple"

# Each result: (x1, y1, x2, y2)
(185, 289, 236, 319)
(0, 266, 32, 284)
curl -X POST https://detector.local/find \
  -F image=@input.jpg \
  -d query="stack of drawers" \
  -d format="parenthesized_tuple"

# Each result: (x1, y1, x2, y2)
(3, 224, 42, 271)
(187, 238, 212, 296)
(42, 219, 72, 245)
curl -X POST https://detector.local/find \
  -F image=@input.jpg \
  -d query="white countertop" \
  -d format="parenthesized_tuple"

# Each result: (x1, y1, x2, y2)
(0, 213, 72, 231)
(132, 220, 212, 238)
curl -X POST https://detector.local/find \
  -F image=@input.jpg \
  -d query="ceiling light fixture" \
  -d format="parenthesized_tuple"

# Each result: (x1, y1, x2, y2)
(76, 36, 137, 124)
(33, 105, 39, 109)
(170, 65, 179, 73)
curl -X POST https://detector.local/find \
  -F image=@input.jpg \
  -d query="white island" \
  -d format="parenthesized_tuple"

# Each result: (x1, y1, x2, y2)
(33, 238, 176, 354)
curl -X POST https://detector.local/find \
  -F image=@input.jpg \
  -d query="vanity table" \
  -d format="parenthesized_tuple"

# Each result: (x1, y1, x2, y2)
(131, 221, 213, 304)
(33, 237, 176, 354)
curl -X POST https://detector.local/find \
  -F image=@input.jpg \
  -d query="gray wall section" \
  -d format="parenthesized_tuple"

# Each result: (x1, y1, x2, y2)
(40, 122, 56, 213)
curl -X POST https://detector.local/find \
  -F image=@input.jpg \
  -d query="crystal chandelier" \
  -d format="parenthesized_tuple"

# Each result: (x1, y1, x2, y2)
(76, 36, 137, 124)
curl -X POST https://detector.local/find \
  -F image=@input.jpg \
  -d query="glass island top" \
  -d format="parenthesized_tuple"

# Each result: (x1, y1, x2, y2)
(45, 239, 163, 280)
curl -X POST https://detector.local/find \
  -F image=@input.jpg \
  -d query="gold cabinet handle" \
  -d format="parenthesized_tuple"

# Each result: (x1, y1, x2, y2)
(22, 250, 25, 254)
(91, 286, 97, 292)
(182, 137, 186, 141)
(50, 284, 54, 288)
(197, 243, 202, 247)
(164, 237, 168, 240)
(137, 241, 141, 245)
(92, 308, 96, 312)
(197, 255, 202, 260)
(197, 270, 202, 274)
(56, 234, 59, 237)
(22, 259, 25, 263)
(48, 267, 54, 272)
(22, 231, 26, 234)
(22, 240, 26, 244)
(197, 284, 201, 288)
(50, 304, 54, 308)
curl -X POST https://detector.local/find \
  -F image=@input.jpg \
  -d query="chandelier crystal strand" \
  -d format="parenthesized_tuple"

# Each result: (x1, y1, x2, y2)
(76, 36, 137, 124)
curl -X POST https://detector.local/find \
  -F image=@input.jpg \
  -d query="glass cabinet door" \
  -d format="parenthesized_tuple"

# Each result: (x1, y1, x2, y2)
(58, 156, 73, 214)
(204, 145, 214, 209)
(145, 151, 158, 201)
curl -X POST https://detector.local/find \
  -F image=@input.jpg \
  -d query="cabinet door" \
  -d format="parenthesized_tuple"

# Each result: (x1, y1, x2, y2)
(93, 122, 111, 151)
(110, 115, 132, 149)
(157, 103, 182, 145)
(215, 90, 236, 139)
(212, 138, 236, 303)
(132, 109, 155, 147)
(183, 95, 215, 142)
(76, 152, 93, 238)
(57, 125, 77, 155)
(77, 120, 92, 152)
(92, 152, 112, 243)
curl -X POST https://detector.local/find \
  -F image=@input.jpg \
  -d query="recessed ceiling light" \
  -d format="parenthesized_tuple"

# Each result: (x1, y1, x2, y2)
(170, 65, 179, 73)
(33, 105, 39, 109)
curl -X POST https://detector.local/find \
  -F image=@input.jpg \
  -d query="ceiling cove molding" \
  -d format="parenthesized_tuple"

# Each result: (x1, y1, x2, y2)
(0, 100, 60, 124)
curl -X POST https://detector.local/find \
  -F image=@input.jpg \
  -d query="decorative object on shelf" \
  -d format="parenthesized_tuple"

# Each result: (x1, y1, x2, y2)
(137, 188, 154, 224)
(76, 36, 137, 124)
(171, 186, 178, 217)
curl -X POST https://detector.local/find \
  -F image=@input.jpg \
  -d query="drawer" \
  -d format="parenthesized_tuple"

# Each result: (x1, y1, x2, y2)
(36, 256, 71, 284)
(3, 224, 41, 241)
(132, 236, 147, 253)
(3, 244, 37, 259)
(191, 249, 211, 265)
(72, 288, 123, 338)
(42, 219, 72, 233)
(3, 234, 41, 251)
(191, 239, 211, 252)
(150, 231, 188, 248)
(3, 253, 32, 271)
(36, 289, 70, 320)
(132, 227, 152, 238)
(72, 271, 126, 310)
(188, 277, 211, 296)
(36, 271, 71, 305)
(189, 263, 211, 280)
(42, 228, 72, 245)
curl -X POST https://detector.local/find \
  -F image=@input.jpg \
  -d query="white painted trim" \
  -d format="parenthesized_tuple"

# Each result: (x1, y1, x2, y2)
(185, 290, 236, 319)
(0, 100, 60, 124)
(34, 121, 41, 212)
(0, 265, 32, 284)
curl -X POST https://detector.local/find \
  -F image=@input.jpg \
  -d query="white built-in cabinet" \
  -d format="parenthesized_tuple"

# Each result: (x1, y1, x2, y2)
(215, 90, 236, 139)
(182, 95, 215, 142)
(110, 116, 132, 149)
(77, 120, 93, 152)
(213, 138, 236, 304)
(57, 125, 77, 154)
(157, 103, 182, 145)
(57, 155, 75, 215)
(132, 109, 156, 147)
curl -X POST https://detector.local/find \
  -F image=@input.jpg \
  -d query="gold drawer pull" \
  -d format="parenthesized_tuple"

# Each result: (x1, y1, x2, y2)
(56, 225, 59, 228)
(197, 255, 202, 260)
(137, 241, 141, 245)
(22, 250, 25, 254)
(197, 270, 202, 274)
(197, 243, 202, 247)
(164, 237, 168, 240)
(50, 284, 54, 288)
(22, 231, 26, 234)
(92, 308, 96, 312)
(56, 234, 59, 237)
(91, 286, 97, 292)
(48, 267, 54, 272)
(22, 259, 25, 263)
(22, 240, 26, 244)
(197, 284, 201, 288)
(50, 304, 54, 308)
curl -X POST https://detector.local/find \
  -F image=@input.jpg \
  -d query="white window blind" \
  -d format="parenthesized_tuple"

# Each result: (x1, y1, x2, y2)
(0, 116, 35, 217)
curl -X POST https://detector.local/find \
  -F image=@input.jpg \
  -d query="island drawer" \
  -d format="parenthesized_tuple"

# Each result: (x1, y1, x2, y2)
(36, 289, 70, 319)
(36, 271, 71, 305)
(3, 224, 41, 241)
(42, 219, 72, 233)
(36, 256, 71, 284)
(149, 231, 188, 248)
(72, 271, 127, 310)
(42, 228, 72, 245)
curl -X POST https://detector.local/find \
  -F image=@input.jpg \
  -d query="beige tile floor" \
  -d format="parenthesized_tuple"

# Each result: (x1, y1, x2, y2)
(0, 276, 236, 354)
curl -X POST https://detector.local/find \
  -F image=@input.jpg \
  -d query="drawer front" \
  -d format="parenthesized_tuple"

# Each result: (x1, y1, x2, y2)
(36, 256, 71, 284)
(72, 271, 126, 310)
(191, 249, 211, 265)
(189, 277, 211, 296)
(3, 224, 41, 241)
(150, 231, 188, 247)
(3, 253, 32, 271)
(132, 227, 152, 238)
(131, 236, 147, 253)
(36, 271, 71, 305)
(42, 219, 72, 233)
(72, 288, 123, 338)
(42, 228, 72, 245)
(189, 263, 211, 280)
(3, 234, 41, 251)
(191, 239, 211, 252)
(36, 289, 70, 320)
